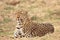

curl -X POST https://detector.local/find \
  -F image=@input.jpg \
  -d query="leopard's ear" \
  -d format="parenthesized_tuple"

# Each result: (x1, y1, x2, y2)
(14, 10, 20, 15)
(14, 10, 28, 15)
(20, 10, 28, 15)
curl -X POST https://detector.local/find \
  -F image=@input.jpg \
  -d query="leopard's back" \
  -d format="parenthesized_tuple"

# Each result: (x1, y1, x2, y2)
(23, 22, 54, 37)
(31, 23, 54, 37)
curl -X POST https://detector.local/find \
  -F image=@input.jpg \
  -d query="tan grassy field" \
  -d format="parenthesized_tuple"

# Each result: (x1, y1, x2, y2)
(0, 0, 60, 40)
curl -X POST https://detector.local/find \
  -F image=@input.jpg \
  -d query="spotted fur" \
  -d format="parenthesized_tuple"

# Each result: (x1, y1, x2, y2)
(14, 10, 54, 38)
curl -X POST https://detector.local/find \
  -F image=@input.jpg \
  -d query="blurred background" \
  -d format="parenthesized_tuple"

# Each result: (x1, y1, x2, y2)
(0, 0, 60, 40)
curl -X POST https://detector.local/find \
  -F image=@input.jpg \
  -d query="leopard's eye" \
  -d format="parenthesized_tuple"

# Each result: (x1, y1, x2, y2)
(20, 19, 23, 22)
(20, 19, 23, 21)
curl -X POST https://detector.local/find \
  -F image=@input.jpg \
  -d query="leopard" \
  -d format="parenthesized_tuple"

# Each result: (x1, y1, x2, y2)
(14, 10, 54, 38)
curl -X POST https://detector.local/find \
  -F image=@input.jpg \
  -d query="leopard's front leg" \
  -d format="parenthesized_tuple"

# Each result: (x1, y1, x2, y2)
(14, 28, 25, 38)
(14, 29, 20, 38)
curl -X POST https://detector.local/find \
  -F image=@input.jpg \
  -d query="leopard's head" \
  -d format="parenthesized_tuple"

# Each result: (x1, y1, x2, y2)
(15, 10, 30, 25)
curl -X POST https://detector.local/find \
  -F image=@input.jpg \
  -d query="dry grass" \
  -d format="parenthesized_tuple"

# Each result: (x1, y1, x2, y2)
(0, 0, 60, 40)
